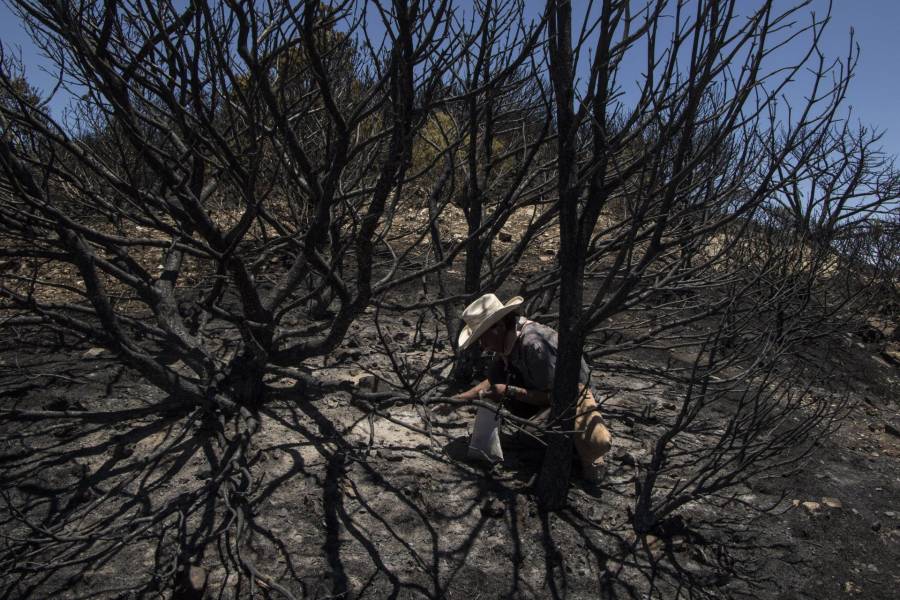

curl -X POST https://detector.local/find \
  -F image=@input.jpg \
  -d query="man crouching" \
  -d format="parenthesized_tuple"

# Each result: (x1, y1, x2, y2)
(450, 293, 612, 482)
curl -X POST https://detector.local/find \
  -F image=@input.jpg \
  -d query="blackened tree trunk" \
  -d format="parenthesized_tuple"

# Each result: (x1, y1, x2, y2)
(535, 0, 577, 509)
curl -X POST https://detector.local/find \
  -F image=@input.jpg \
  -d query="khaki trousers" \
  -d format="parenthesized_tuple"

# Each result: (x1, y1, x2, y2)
(528, 388, 612, 468)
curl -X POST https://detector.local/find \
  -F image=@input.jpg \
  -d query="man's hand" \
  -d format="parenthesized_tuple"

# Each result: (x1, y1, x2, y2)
(481, 383, 506, 401)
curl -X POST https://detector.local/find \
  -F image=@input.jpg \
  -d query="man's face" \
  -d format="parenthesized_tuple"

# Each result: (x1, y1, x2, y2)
(479, 321, 506, 353)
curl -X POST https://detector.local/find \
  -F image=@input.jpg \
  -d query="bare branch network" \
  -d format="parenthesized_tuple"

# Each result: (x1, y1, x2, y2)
(0, 0, 897, 597)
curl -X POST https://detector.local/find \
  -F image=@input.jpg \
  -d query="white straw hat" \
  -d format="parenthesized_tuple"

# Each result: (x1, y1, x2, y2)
(458, 293, 524, 351)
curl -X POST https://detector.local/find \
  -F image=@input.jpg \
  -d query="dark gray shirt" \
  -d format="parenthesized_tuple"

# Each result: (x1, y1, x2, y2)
(487, 317, 593, 393)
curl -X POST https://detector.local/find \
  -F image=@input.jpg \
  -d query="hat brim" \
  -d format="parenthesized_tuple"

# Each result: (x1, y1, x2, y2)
(457, 296, 524, 351)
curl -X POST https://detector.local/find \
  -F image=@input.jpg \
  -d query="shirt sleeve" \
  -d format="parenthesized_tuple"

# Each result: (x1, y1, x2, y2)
(520, 332, 557, 392)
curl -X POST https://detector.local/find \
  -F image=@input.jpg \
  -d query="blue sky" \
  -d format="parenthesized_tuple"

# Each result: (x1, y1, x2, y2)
(1, 1, 898, 160)
(801, 0, 900, 160)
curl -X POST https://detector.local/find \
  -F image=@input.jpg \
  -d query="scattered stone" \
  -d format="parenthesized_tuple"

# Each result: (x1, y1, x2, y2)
(800, 501, 821, 514)
(614, 449, 636, 467)
(881, 349, 900, 365)
(822, 497, 843, 509)
(174, 565, 207, 599)
(884, 511, 897, 518)
(662, 402, 677, 410)
(481, 498, 506, 518)
(430, 363, 453, 378)
(884, 421, 900, 438)
(337, 349, 362, 362)
(352, 373, 378, 390)
(188, 565, 207, 588)
(843, 580, 862, 594)
(82, 347, 106, 358)
(269, 377, 297, 389)
(643, 534, 665, 559)
(859, 326, 884, 343)
(43, 399, 87, 412)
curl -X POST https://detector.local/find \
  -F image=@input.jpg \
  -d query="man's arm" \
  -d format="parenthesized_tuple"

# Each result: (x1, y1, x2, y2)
(502, 384, 549, 406)
(457, 380, 549, 405)
(453, 379, 493, 401)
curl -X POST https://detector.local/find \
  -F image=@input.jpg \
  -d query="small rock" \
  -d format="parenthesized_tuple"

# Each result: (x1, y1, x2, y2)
(822, 497, 843, 509)
(481, 498, 506, 518)
(843, 580, 862, 594)
(662, 402, 677, 410)
(270, 377, 297, 388)
(614, 450, 636, 467)
(429, 363, 453, 378)
(871, 521, 882, 532)
(44, 399, 87, 412)
(188, 566, 207, 590)
(82, 347, 106, 358)
(884, 511, 897, 518)
(643, 534, 665, 558)
(884, 421, 900, 438)
(352, 373, 377, 390)
(881, 349, 900, 365)
(174, 564, 207, 599)
(498, 231, 513, 243)
(800, 501, 821, 514)
(337, 349, 362, 362)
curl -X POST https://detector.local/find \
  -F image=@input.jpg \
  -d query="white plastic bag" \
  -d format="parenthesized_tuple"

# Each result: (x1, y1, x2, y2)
(467, 406, 504, 463)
